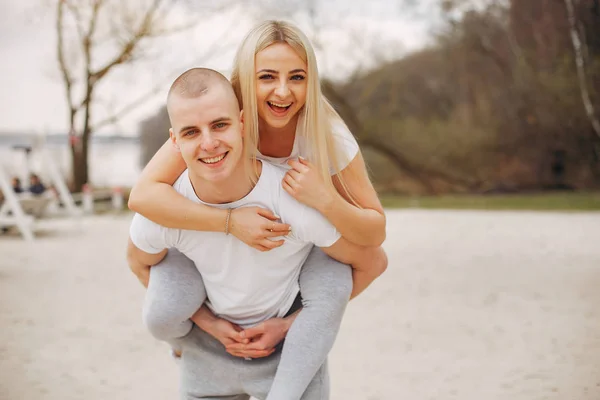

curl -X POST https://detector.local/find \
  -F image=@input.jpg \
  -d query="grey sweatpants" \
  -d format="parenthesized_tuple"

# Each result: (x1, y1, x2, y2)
(143, 246, 352, 400)
(174, 326, 330, 400)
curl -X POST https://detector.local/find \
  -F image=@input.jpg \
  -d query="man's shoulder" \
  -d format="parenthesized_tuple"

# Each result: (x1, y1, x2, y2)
(260, 161, 288, 181)
(172, 170, 196, 199)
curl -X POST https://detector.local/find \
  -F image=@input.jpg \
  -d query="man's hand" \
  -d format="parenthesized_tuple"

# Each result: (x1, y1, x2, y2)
(229, 207, 291, 252)
(225, 316, 294, 358)
(209, 318, 277, 359)
(191, 306, 274, 359)
(204, 317, 246, 347)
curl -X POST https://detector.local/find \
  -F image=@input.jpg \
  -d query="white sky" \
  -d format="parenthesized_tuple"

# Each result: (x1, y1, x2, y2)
(0, 0, 437, 136)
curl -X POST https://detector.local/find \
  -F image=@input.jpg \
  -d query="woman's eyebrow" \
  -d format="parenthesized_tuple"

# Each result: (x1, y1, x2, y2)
(257, 69, 278, 74)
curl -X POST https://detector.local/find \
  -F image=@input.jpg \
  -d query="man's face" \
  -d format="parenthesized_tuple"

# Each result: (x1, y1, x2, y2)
(169, 87, 244, 183)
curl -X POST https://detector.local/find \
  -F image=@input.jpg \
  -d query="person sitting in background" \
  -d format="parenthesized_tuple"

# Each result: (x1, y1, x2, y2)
(28, 174, 46, 195)
(12, 177, 24, 194)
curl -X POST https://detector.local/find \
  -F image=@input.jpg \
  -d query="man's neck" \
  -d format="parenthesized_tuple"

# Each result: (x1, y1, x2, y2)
(188, 160, 261, 204)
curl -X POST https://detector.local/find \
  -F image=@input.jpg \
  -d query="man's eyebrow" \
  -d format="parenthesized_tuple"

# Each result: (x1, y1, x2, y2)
(178, 118, 231, 134)
(178, 125, 197, 134)
(211, 117, 232, 124)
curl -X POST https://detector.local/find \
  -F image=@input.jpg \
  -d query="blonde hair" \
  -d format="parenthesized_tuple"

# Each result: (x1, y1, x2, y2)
(230, 20, 356, 201)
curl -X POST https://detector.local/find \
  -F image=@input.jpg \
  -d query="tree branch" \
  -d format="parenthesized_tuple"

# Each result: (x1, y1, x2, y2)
(56, 0, 76, 117)
(565, 0, 600, 140)
(64, 0, 86, 43)
(91, 79, 168, 131)
(90, 0, 164, 82)
(91, 23, 234, 131)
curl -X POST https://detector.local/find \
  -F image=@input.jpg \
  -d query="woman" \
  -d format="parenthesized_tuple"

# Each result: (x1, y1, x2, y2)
(130, 20, 386, 399)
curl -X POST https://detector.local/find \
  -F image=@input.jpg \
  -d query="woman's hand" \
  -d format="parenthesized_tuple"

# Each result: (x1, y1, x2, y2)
(283, 158, 334, 211)
(229, 207, 291, 252)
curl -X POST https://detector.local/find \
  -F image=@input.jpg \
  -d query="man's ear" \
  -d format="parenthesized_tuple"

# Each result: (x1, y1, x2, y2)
(239, 109, 244, 137)
(169, 128, 180, 152)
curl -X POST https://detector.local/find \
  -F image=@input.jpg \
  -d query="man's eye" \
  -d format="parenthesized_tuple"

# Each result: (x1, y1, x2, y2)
(183, 130, 197, 136)
(290, 75, 305, 81)
(214, 123, 227, 129)
(258, 74, 274, 80)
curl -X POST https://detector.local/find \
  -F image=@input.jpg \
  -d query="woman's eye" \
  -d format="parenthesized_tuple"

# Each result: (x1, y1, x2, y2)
(290, 75, 305, 81)
(258, 74, 274, 80)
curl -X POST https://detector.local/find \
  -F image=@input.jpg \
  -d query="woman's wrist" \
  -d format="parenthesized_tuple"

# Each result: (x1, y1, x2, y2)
(316, 190, 337, 216)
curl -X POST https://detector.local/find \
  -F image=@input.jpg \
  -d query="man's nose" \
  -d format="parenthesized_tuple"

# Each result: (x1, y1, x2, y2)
(200, 133, 219, 152)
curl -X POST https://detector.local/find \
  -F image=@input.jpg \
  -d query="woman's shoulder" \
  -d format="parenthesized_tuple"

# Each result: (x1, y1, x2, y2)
(330, 118, 355, 139)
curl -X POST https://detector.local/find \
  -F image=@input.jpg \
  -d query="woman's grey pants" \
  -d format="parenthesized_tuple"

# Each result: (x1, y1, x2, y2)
(143, 246, 353, 400)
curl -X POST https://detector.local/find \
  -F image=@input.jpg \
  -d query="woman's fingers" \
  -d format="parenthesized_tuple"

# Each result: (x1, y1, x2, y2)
(255, 208, 291, 232)
(263, 229, 288, 238)
(254, 244, 270, 252)
(283, 174, 299, 190)
(282, 180, 295, 197)
(263, 221, 291, 233)
(260, 238, 285, 250)
(287, 158, 310, 172)
(256, 207, 280, 221)
(286, 169, 302, 181)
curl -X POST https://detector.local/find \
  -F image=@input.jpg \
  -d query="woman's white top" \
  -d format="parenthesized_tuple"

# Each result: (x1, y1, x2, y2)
(257, 120, 359, 175)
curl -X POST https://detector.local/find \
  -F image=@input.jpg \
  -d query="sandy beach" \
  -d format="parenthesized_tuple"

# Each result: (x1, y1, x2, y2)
(1, 209, 599, 400)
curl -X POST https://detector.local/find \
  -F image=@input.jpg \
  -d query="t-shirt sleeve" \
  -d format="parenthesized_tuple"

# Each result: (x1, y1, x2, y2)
(129, 213, 179, 254)
(329, 120, 360, 175)
(279, 190, 341, 248)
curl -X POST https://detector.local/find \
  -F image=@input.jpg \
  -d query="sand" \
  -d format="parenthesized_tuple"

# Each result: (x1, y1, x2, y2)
(1, 210, 599, 399)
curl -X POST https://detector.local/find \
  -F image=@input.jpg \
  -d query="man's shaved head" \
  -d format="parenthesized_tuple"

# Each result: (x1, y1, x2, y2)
(167, 68, 239, 121)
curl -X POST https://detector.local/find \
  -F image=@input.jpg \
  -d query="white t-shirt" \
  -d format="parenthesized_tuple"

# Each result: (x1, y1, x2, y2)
(258, 119, 359, 174)
(129, 161, 341, 328)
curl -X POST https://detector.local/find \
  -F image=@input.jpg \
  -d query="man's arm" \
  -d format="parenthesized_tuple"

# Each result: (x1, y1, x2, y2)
(126, 237, 168, 287)
(320, 238, 387, 299)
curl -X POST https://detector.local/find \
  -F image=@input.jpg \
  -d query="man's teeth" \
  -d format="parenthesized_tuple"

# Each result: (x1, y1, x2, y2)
(268, 101, 291, 108)
(200, 153, 226, 164)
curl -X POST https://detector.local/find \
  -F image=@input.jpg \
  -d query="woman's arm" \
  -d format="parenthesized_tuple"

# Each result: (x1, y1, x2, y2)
(327, 152, 386, 246)
(129, 139, 291, 251)
(128, 139, 214, 228)
(284, 153, 386, 247)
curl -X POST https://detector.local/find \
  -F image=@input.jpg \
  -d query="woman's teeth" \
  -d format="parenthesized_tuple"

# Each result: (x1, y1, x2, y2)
(268, 101, 292, 110)
(200, 153, 226, 164)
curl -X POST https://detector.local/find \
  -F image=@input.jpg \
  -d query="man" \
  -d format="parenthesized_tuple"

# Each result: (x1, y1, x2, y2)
(28, 174, 46, 195)
(127, 68, 386, 399)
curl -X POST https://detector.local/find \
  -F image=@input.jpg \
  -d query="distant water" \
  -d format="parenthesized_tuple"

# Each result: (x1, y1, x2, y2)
(0, 135, 142, 188)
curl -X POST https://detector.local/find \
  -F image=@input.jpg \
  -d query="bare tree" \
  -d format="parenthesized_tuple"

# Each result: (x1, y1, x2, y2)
(55, 0, 235, 191)
(564, 0, 600, 143)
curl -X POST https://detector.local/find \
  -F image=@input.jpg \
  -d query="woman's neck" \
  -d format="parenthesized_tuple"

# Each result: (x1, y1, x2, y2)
(258, 116, 298, 158)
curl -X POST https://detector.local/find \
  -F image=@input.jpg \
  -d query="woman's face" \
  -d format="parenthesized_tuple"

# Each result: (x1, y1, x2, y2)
(255, 42, 308, 131)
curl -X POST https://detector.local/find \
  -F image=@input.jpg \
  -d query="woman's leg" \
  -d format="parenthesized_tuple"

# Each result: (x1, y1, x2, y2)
(143, 248, 207, 341)
(266, 247, 352, 400)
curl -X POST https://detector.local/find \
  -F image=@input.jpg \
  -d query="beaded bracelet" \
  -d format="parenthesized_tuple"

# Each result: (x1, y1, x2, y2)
(225, 209, 232, 235)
